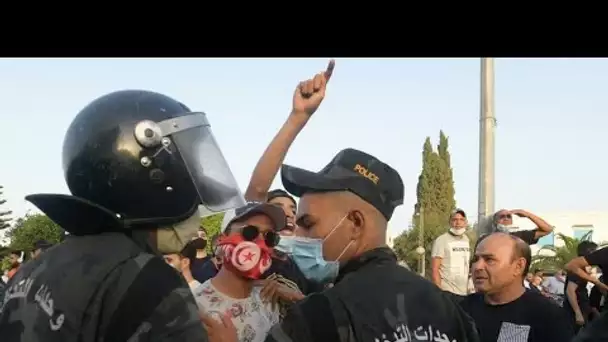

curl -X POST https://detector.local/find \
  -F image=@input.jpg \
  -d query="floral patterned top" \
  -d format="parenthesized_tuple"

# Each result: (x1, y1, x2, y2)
(194, 280, 280, 342)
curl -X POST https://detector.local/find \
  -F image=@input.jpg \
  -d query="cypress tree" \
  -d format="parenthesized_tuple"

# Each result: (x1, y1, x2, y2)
(393, 132, 458, 275)
(0, 186, 12, 230)
(437, 130, 456, 216)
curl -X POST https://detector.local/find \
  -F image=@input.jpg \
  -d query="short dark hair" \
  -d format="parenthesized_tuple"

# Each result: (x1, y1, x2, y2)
(578, 241, 598, 256)
(267, 189, 297, 207)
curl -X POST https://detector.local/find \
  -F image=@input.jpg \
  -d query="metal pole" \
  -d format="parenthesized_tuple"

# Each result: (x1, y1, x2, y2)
(477, 58, 496, 235)
(419, 207, 425, 277)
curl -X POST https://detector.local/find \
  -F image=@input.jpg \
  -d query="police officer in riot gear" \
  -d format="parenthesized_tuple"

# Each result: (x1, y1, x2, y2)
(0, 90, 245, 341)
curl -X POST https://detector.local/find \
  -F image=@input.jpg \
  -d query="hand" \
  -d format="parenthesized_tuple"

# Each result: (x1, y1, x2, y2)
(575, 311, 585, 326)
(291, 59, 335, 118)
(510, 209, 528, 218)
(260, 279, 305, 309)
(201, 311, 238, 342)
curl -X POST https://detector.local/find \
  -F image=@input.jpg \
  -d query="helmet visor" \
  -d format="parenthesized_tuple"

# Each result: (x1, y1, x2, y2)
(167, 113, 245, 213)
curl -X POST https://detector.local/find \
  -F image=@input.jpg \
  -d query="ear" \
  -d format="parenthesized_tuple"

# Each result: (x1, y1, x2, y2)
(348, 210, 365, 240)
(514, 257, 526, 276)
(181, 257, 191, 269)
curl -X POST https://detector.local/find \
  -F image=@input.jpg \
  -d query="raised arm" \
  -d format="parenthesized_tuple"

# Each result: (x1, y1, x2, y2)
(244, 60, 335, 202)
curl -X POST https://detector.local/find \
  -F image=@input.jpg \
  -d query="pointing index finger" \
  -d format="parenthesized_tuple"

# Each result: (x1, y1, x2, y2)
(324, 59, 335, 82)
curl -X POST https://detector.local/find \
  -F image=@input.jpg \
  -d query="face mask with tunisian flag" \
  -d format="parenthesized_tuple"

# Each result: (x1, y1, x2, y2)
(217, 229, 273, 280)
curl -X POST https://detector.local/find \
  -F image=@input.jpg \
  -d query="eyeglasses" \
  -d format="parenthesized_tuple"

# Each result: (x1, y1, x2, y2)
(241, 225, 280, 248)
(498, 214, 512, 220)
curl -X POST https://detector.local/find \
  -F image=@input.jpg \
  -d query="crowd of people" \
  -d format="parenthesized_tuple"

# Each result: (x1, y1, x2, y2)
(431, 206, 608, 341)
(0, 59, 607, 342)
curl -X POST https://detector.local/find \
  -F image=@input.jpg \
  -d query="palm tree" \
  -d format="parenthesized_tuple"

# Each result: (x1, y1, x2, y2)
(531, 232, 599, 272)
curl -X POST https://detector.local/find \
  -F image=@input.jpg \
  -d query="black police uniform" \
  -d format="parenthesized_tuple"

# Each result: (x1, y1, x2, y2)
(265, 148, 480, 342)
(0, 90, 245, 341)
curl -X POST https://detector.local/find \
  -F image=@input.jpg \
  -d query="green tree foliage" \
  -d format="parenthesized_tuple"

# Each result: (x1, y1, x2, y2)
(4, 213, 64, 252)
(437, 131, 455, 214)
(393, 131, 458, 276)
(0, 185, 13, 230)
(1, 256, 11, 272)
(531, 232, 599, 272)
(201, 212, 225, 253)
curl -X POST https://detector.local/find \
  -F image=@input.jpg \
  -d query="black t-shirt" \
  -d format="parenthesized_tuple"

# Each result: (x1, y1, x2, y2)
(459, 290, 574, 342)
(510, 230, 539, 245)
(589, 285, 605, 312)
(585, 247, 608, 272)
(191, 258, 219, 283)
(564, 271, 591, 318)
(189, 256, 210, 280)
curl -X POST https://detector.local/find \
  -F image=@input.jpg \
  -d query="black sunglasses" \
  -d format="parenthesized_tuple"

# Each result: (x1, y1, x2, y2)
(498, 214, 512, 220)
(241, 225, 280, 248)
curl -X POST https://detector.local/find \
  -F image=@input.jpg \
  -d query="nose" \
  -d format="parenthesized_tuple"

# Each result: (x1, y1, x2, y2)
(471, 259, 484, 272)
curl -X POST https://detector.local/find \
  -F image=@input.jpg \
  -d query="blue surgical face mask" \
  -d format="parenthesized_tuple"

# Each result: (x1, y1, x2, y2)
(276, 214, 353, 285)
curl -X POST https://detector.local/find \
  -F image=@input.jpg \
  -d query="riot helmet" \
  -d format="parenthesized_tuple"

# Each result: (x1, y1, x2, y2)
(28, 90, 244, 233)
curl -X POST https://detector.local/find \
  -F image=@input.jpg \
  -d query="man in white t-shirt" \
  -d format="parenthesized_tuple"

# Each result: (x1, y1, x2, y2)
(197, 202, 287, 342)
(543, 270, 566, 295)
(431, 209, 471, 296)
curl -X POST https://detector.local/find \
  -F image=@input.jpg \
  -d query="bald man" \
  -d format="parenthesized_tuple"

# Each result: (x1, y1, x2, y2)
(459, 232, 573, 342)
(256, 148, 480, 342)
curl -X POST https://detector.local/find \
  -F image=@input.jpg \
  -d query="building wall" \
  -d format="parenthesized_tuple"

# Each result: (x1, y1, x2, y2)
(387, 235, 395, 248)
(509, 211, 608, 255)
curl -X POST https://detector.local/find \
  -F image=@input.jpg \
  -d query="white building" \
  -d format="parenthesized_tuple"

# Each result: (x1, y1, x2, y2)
(510, 211, 608, 255)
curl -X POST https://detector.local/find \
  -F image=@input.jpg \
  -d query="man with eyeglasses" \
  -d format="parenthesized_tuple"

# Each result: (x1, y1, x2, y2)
(196, 202, 289, 342)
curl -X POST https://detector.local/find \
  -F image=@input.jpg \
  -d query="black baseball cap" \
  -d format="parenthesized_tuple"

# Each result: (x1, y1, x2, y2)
(451, 208, 466, 218)
(225, 202, 287, 231)
(281, 148, 404, 220)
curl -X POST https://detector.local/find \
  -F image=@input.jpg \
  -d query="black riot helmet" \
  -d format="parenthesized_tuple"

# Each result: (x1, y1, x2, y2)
(27, 90, 245, 234)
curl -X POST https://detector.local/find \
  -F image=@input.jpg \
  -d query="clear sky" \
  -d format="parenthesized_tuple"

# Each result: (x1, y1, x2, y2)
(1, 58, 607, 240)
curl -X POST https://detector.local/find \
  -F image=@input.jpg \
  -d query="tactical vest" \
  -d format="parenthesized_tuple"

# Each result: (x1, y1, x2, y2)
(0, 232, 148, 342)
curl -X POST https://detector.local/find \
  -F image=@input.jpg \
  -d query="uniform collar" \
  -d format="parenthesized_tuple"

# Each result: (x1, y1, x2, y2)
(336, 247, 397, 283)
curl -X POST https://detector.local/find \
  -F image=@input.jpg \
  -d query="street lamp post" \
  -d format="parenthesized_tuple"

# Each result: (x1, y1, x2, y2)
(477, 57, 496, 235)
(416, 206, 426, 277)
